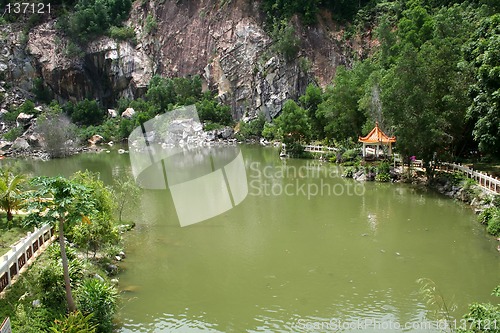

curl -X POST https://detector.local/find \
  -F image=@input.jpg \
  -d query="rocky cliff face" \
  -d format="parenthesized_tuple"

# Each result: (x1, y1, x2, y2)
(2, 0, 363, 120)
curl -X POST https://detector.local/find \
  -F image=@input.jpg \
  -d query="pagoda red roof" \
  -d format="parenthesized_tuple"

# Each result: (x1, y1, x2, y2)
(358, 122, 396, 144)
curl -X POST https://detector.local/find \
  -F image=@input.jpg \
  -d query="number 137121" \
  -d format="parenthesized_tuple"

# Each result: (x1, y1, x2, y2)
(5, 2, 51, 14)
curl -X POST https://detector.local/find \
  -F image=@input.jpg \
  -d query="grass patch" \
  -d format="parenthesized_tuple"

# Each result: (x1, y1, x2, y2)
(0, 213, 30, 256)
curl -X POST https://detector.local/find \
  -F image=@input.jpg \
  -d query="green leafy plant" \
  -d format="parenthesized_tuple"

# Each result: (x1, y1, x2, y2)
(417, 278, 456, 331)
(239, 113, 267, 139)
(76, 279, 118, 333)
(68, 171, 119, 256)
(144, 14, 158, 34)
(2, 127, 23, 141)
(375, 173, 391, 182)
(0, 167, 27, 225)
(271, 20, 300, 62)
(461, 285, 500, 333)
(479, 207, 500, 236)
(342, 166, 357, 178)
(108, 26, 136, 41)
(49, 311, 97, 333)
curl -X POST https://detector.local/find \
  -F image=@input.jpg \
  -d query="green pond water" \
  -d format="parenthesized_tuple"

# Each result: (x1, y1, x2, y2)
(20, 145, 500, 332)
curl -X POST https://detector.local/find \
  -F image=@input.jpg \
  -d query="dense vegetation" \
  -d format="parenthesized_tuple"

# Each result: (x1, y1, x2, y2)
(0, 165, 138, 332)
(258, 0, 499, 178)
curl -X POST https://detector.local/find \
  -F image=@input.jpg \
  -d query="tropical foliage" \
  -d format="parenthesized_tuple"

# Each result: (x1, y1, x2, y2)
(76, 279, 118, 333)
(0, 167, 27, 224)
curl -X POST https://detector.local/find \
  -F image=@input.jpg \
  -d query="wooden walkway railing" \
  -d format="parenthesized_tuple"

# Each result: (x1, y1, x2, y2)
(440, 162, 500, 194)
(0, 224, 56, 295)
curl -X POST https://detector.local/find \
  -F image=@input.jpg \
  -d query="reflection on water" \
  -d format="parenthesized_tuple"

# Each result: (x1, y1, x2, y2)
(16, 145, 500, 332)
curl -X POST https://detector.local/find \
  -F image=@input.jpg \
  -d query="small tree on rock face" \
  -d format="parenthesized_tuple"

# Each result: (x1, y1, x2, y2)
(27, 176, 98, 312)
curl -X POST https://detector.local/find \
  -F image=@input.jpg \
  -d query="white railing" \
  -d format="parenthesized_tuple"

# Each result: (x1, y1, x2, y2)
(303, 145, 338, 153)
(440, 162, 500, 194)
(0, 224, 55, 294)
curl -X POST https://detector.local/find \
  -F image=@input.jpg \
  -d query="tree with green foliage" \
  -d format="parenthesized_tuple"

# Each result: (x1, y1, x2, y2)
(68, 171, 118, 257)
(299, 83, 324, 139)
(379, 3, 481, 175)
(196, 94, 233, 126)
(317, 62, 374, 142)
(113, 174, 140, 223)
(65, 99, 105, 126)
(239, 113, 267, 139)
(275, 100, 311, 156)
(0, 167, 27, 225)
(396, 1, 435, 50)
(464, 13, 500, 157)
(59, 0, 132, 43)
(27, 177, 99, 312)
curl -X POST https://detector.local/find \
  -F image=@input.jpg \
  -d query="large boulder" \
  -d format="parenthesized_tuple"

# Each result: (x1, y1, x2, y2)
(26, 134, 42, 147)
(88, 134, 104, 145)
(12, 137, 30, 150)
(16, 112, 34, 127)
(108, 109, 118, 118)
(219, 126, 234, 139)
(0, 140, 12, 150)
(121, 107, 135, 119)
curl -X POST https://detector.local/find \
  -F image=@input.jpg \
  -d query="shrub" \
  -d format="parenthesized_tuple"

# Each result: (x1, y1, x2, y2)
(36, 261, 67, 311)
(61, 0, 132, 43)
(342, 166, 357, 178)
(262, 122, 277, 140)
(487, 214, 500, 236)
(36, 113, 78, 158)
(239, 113, 266, 139)
(2, 127, 23, 141)
(271, 20, 300, 62)
(109, 26, 136, 41)
(65, 99, 105, 126)
(118, 118, 135, 139)
(144, 14, 158, 34)
(375, 173, 391, 182)
(196, 96, 233, 126)
(17, 100, 37, 115)
(12, 304, 54, 333)
(462, 285, 500, 332)
(49, 311, 97, 333)
(2, 109, 21, 122)
(76, 279, 118, 333)
(341, 149, 360, 163)
(479, 207, 500, 236)
(204, 122, 224, 131)
(377, 161, 391, 175)
(286, 141, 306, 158)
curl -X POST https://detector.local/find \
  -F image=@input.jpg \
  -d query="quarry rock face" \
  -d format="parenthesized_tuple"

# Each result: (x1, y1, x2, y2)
(5, 0, 356, 120)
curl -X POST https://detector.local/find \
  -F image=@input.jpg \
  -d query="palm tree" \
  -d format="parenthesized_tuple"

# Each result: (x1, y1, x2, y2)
(0, 168, 27, 226)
